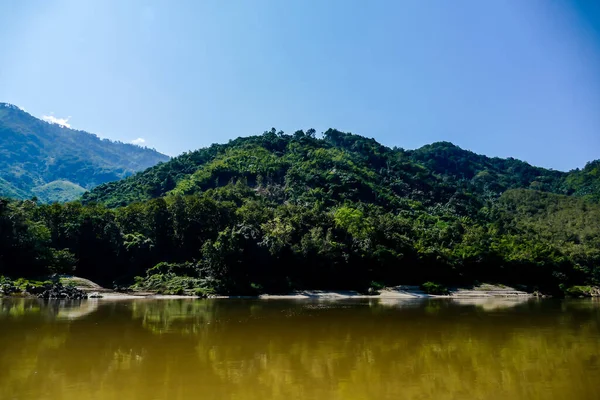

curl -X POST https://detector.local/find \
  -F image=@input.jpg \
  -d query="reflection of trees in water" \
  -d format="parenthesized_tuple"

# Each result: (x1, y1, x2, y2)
(0, 299, 599, 400)
(0, 298, 99, 320)
(130, 299, 218, 335)
(192, 300, 600, 400)
(0, 298, 45, 318)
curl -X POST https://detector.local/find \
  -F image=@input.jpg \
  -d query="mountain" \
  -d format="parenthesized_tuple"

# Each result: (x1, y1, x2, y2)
(2, 128, 599, 296)
(0, 103, 169, 202)
(83, 128, 590, 208)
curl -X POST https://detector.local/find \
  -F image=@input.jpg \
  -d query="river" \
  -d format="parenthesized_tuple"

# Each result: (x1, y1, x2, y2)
(1, 297, 599, 400)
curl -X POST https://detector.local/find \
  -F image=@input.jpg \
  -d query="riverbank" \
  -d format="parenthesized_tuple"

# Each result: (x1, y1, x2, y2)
(64, 278, 534, 300)
(256, 284, 532, 299)
(5, 276, 598, 300)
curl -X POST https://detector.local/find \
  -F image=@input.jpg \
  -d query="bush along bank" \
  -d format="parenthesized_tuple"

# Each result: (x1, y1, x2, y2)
(0, 276, 87, 299)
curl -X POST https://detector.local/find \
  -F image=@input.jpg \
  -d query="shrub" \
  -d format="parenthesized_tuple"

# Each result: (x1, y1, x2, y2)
(131, 262, 216, 296)
(194, 287, 216, 297)
(421, 281, 450, 295)
(564, 285, 593, 297)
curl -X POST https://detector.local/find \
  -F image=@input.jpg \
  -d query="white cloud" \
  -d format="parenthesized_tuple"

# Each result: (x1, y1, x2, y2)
(131, 137, 146, 145)
(41, 114, 71, 128)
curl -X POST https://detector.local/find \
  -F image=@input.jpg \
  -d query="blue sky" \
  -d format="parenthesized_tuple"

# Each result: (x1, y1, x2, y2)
(1, 0, 599, 171)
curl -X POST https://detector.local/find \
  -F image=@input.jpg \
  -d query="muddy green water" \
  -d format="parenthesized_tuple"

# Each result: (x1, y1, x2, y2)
(1, 298, 599, 400)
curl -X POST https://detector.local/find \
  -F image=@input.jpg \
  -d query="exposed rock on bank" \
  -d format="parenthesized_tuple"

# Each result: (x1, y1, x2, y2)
(36, 284, 88, 299)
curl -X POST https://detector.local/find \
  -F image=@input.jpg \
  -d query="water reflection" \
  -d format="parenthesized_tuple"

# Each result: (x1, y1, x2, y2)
(0, 298, 599, 400)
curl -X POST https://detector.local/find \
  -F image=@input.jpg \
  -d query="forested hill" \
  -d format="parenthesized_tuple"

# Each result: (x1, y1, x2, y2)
(2, 128, 599, 297)
(83, 128, 596, 208)
(0, 103, 169, 203)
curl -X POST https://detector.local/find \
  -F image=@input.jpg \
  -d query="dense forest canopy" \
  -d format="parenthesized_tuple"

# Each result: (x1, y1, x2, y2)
(1, 128, 599, 295)
(83, 128, 596, 208)
(0, 103, 169, 203)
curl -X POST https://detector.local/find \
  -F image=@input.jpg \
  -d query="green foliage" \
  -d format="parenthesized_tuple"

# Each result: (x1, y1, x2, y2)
(334, 206, 372, 240)
(47, 249, 77, 274)
(562, 161, 600, 203)
(132, 262, 211, 295)
(0, 276, 53, 296)
(31, 181, 86, 204)
(1, 128, 599, 294)
(0, 103, 169, 203)
(420, 282, 450, 295)
(562, 285, 594, 298)
(0, 276, 19, 296)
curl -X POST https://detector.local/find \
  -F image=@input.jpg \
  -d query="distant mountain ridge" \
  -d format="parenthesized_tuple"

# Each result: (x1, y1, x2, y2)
(0, 103, 169, 202)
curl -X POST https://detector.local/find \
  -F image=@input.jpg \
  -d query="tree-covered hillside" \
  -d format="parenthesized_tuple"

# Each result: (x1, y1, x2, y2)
(2, 128, 599, 295)
(562, 160, 600, 203)
(0, 103, 169, 202)
(83, 128, 583, 208)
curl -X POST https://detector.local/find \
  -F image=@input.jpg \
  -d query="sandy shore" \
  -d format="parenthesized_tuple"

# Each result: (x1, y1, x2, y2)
(75, 284, 532, 300)
(95, 292, 195, 300)
(258, 284, 531, 300)
(54, 276, 532, 300)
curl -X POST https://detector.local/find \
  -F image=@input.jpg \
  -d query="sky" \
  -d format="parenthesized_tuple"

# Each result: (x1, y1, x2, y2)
(1, 0, 599, 171)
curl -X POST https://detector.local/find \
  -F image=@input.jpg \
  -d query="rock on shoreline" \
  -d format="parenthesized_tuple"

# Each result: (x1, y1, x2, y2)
(36, 284, 88, 299)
